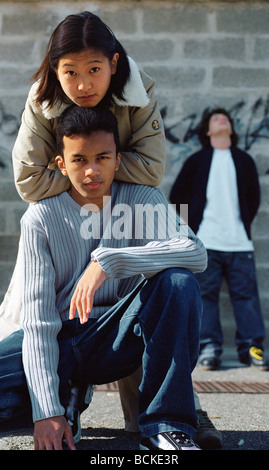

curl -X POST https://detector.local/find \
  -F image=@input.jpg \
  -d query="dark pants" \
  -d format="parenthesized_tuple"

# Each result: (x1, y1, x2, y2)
(196, 250, 266, 361)
(0, 268, 202, 438)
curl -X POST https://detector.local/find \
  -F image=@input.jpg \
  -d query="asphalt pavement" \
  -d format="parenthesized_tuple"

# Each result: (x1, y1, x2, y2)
(0, 349, 268, 454)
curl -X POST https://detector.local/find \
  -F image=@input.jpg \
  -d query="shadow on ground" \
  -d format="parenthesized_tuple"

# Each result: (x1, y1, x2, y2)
(75, 427, 269, 451)
(77, 427, 140, 450)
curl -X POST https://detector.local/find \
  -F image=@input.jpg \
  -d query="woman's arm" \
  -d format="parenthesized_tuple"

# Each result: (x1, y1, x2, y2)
(12, 86, 70, 203)
(114, 72, 166, 187)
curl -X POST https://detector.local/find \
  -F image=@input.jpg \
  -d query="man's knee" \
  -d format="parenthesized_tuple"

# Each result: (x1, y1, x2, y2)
(154, 268, 199, 293)
(0, 329, 24, 358)
(153, 269, 202, 321)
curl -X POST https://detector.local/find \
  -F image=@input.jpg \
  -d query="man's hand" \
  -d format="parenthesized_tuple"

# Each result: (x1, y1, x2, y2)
(69, 260, 107, 323)
(34, 416, 76, 450)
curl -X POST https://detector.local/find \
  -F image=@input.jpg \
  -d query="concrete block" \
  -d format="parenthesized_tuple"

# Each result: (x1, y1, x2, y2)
(0, 95, 26, 123)
(0, 147, 13, 175)
(2, 11, 59, 36)
(0, 66, 35, 89)
(254, 153, 269, 176)
(184, 38, 245, 61)
(256, 264, 269, 294)
(0, 41, 36, 64)
(0, 180, 22, 202)
(259, 293, 269, 320)
(253, 238, 269, 265)
(12, 207, 27, 233)
(144, 66, 206, 90)
(182, 93, 239, 118)
(143, 6, 209, 33)
(254, 38, 269, 61)
(100, 10, 137, 34)
(259, 177, 269, 207)
(216, 7, 269, 34)
(122, 39, 174, 63)
(213, 66, 269, 88)
(0, 262, 15, 294)
(252, 210, 269, 238)
(0, 208, 7, 232)
(0, 235, 20, 262)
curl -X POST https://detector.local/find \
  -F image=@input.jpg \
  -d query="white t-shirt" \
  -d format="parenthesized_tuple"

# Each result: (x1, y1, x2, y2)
(197, 148, 254, 252)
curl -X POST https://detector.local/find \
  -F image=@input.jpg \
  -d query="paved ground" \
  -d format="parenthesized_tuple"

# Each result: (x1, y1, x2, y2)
(0, 350, 268, 453)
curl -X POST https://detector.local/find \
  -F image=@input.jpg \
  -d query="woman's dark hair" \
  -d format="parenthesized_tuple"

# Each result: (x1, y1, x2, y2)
(198, 108, 238, 147)
(32, 11, 130, 108)
(56, 105, 120, 156)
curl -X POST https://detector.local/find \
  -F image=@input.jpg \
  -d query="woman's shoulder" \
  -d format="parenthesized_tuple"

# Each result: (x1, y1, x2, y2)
(26, 82, 43, 113)
(113, 57, 151, 109)
(139, 68, 155, 90)
(26, 81, 70, 120)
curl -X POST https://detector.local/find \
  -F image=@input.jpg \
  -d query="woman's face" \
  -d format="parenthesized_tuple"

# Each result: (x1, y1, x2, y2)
(56, 49, 119, 107)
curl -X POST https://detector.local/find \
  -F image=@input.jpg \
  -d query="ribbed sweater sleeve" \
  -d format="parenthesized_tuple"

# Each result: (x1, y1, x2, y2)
(92, 237, 206, 280)
(21, 217, 64, 422)
(91, 186, 207, 278)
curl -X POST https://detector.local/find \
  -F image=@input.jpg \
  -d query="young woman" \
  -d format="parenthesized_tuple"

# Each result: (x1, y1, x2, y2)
(13, 11, 165, 203)
(0, 10, 166, 435)
(1, 11, 165, 330)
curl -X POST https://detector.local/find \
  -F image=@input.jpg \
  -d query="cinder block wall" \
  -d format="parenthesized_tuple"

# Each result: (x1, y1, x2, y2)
(0, 0, 268, 351)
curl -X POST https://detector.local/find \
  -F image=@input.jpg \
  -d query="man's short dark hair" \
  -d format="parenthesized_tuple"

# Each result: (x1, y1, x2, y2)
(198, 108, 238, 148)
(56, 105, 120, 156)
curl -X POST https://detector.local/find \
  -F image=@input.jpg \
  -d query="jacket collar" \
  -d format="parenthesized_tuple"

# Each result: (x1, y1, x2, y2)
(37, 56, 149, 120)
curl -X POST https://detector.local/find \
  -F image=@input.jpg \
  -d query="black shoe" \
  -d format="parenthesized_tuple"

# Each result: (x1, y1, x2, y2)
(199, 356, 220, 370)
(64, 382, 93, 444)
(194, 409, 223, 449)
(240, 347, 269, 371)
(140, 431, 201, 450)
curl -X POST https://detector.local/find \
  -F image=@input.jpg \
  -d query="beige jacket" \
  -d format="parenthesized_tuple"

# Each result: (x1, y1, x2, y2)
(12, 57, 166, 203)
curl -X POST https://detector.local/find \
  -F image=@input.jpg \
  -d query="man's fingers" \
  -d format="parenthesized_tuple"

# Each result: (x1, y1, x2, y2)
(70, 286, 94, 323)
(69, 261, 106, 322)
(34, 436, 59, 450)
(79, 289, 91, 322)
(34, 437, 40, 450)
(69, 292, 77, 320)
(63, 427, 76, 451)
(34, 416, 75, 450)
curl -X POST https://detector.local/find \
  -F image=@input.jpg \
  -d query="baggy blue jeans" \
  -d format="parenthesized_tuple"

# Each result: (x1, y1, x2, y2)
(0, 268, 202, 438)
(196, 250, 266, 361)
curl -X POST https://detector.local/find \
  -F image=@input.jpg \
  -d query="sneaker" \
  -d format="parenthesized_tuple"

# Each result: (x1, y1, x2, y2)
(198, 356, 220, 371)
(194, 409, 222, 449)
(140, 431, 201, 450)
(64, 382, 93, 444)
(241, 347, 269, 371)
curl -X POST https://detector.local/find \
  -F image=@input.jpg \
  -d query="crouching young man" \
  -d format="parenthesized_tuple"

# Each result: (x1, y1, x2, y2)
(0, 106, 207, 450)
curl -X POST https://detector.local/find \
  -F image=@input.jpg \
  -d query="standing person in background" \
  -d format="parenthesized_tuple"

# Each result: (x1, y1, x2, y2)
(170, 108, 268, 372)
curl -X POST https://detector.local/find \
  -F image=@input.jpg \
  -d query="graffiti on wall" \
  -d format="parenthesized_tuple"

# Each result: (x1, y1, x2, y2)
(161, 95, 269, 168)
(0, 96, 269, 172)
(0, 101, 21, 172)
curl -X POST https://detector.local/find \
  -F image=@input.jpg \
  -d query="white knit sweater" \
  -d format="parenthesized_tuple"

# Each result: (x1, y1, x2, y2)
(20, 182, 207, 422)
